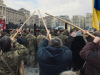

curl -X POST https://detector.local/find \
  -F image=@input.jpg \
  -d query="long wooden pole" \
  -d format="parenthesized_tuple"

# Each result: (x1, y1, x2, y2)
(12, 11, 36, 75)
(13, 11, 36, 39)
(38, 10, 51, 40)
(45, 13, 95, 38)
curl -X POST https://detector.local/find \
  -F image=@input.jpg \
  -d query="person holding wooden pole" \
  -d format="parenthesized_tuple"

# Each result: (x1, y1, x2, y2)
(45, 13, 100, 75)
(37, 10, 72, 75)
(0, 11, 35, 75)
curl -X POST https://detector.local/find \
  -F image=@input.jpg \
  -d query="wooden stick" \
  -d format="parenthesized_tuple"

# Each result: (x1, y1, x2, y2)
(19, 61, 25, 75)
(45, 13, 95, 38)
(12, 11, 36, 75)
(13, 11, 36, 39)
(38, 10, 51, 40)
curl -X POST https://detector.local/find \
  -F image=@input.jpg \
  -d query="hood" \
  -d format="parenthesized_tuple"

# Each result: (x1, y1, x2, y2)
(43, 46, 64, 61)
(74, 36, 84, 41)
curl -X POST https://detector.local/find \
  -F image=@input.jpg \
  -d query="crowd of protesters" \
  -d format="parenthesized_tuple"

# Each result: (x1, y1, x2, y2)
(0, 27, 99, 75)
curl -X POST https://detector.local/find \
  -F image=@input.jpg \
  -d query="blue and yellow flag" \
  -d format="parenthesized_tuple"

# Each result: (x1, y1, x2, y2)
(93, 0, 100, 30)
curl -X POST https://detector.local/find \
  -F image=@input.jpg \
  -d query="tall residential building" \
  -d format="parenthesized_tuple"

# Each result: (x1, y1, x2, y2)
(32, 15, 39, 26)
(45, 16, 53, 28)
(71, 15, 85, 29)
(58, 15, 70, 26)
(85, 13, 93, 29)
(52, 17, 59, 28)
(39, 17, 47, 27)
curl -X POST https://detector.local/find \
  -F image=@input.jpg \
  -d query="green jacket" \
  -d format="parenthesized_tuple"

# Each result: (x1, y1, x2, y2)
(22, 32, 27, 47)
(25, 33, 37, 52)
(37, 34, 46, 48)
(58, 34, 68, 46)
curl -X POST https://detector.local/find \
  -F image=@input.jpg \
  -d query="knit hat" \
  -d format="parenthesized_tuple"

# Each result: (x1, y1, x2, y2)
(76, 31, 82, 36)
(40, 29, 45, 35)
(30, 29, 34, 33)
(48, 37, 63, 48)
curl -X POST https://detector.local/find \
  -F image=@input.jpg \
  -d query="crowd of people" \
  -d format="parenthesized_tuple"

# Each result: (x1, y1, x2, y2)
(0, 27, 100, 75)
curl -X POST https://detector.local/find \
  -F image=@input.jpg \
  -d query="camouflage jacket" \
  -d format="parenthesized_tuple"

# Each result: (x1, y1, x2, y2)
(58, 34, 68, 46)
(10, 33, 17, 41)
(37, 34, 46, 48)
(22, 32, 27, 47)
(25, 33, 37, 52)
(51, 33, 58, 38)
(0, 40, 29, 75)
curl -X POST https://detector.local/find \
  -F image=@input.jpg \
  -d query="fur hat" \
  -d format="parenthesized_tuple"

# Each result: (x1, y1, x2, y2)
(48, 37, 63, 48)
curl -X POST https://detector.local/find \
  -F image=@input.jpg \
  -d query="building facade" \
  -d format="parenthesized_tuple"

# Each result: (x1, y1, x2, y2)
(32, 15, 39, 26)
(0, 0, 6, 20)
(85, 13, 93, 29)
(45, 16, 53, 28)
(71, 15, 85, 29)
(0, 0, 36, 26)
(58, 15, 70, 26)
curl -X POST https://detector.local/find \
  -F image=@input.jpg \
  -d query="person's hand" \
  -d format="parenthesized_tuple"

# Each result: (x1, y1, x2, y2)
(46, 33, 51, 41)
(84, 30, 89, 37)
(11, 38, 13, 41)
(77, 70, 81, 75)
(93, 37, 100, 44)
(79, 30, 82, 32)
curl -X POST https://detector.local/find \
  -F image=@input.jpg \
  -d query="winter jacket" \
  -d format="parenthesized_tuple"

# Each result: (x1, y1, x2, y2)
(80, 42, 100, 75)
(17, 37, 24, 44)
(86, 36, 94, 42)
(37, 39, 72, 75)
(22, 32, 27, 46)
(66, 35, 74, 49)
(67, 36, 85, 70)
(71, 36, 85, 70)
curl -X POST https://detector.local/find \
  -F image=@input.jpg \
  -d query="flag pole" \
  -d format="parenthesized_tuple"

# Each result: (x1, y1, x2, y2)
(38, 10, 51, 40)
(45, 13, 95, 38)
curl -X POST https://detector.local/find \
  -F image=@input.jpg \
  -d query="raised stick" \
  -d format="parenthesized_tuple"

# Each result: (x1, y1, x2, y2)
(38, 10, 51, 40)
(13, 11, 36, 75)
(45, 13, 95, 38)
(13, 11, 36, 39)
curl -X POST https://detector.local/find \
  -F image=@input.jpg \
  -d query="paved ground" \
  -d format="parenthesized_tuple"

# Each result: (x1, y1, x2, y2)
(24, 56, 39, 75)
(24, 65, 39, 75)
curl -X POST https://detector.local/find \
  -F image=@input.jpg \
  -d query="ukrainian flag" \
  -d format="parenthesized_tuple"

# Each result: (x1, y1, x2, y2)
(93, 0, 100, 30)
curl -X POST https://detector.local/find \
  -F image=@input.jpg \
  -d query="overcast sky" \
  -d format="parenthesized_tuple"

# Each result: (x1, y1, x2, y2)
(3, 0, 93, 19)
